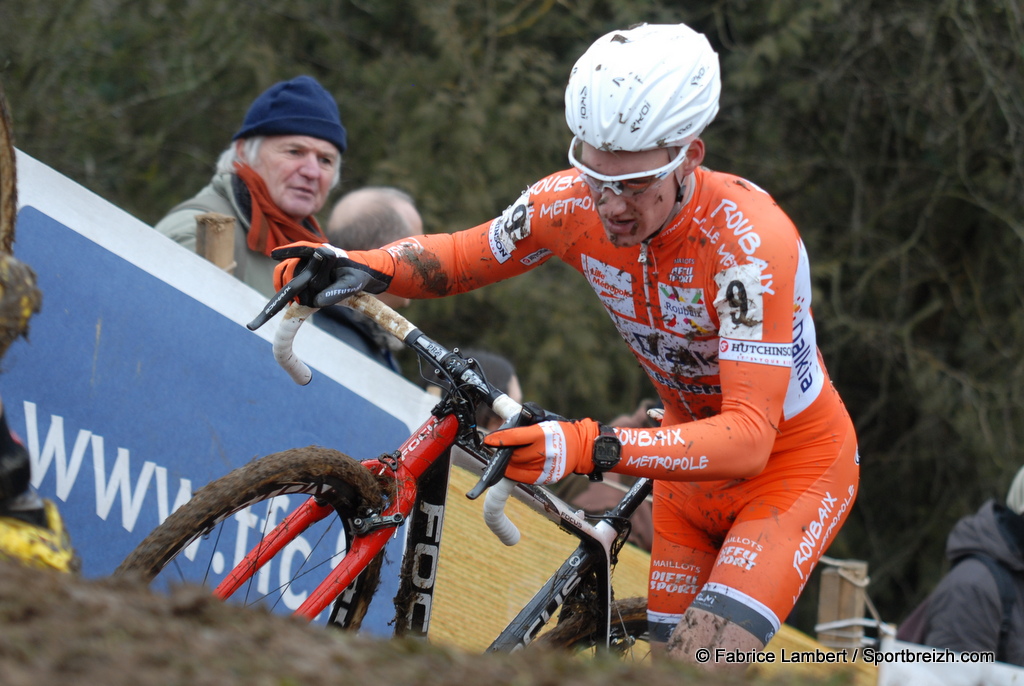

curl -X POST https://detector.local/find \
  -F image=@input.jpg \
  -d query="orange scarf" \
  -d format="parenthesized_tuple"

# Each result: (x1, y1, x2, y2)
(234, 162, 327, 256)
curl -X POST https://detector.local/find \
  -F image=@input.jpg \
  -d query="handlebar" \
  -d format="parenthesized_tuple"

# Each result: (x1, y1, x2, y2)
(251, 292, 525, 546)
(272, 304, 315, 385)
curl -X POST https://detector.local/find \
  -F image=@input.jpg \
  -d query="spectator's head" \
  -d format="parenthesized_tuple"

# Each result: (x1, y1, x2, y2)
(326, 187, 424, 309)
(1006, 465, 1024, 515)
(218, 76, 346, 221)
(327, 187, 422, 247)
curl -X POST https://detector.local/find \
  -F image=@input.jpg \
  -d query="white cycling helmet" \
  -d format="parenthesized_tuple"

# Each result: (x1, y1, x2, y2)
(565, 23, 721, 152)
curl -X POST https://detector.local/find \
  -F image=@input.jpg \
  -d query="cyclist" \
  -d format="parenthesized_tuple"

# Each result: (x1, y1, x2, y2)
(270, 22, 859, 668)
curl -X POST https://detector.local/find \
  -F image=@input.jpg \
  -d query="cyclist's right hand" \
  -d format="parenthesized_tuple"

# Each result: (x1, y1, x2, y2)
(484, 418, 603, 485)
(271, 242, 392, 307)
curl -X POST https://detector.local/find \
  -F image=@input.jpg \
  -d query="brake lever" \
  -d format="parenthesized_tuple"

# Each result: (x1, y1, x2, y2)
(466, 445, 515, 500)
(466, 403, 538, 500)
(246, 254, 320, 331)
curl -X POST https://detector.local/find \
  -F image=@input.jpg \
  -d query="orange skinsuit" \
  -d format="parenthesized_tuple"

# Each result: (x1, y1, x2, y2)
(353, 166, 860, 645)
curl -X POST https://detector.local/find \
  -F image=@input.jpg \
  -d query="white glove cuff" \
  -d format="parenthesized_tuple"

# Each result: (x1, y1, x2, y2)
(536, 421, 568, 484)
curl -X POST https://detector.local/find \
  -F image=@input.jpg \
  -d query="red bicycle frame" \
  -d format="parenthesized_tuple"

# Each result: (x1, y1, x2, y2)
(213, 412, 461, 620)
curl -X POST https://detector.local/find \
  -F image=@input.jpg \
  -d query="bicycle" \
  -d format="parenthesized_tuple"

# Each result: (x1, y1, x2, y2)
(115, 280, 654, 658)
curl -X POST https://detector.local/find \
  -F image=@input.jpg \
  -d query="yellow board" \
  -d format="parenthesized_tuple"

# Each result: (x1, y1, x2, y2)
(429, 466, 876, 685)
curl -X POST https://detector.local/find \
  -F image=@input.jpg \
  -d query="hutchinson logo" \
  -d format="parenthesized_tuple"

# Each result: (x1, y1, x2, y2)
(718, 337, 791, 367)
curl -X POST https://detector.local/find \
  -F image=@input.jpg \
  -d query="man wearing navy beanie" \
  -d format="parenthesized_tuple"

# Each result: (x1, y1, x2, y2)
(155, 75, 347, 297)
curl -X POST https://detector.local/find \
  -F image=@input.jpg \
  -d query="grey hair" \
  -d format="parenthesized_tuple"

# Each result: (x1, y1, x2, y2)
(216, 136, 342, 189)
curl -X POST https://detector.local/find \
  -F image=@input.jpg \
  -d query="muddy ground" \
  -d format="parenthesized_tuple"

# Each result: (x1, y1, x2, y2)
(0, 558, 853, 686)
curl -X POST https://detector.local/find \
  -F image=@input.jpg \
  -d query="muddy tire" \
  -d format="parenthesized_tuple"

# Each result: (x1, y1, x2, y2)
(115, 446, 386, 629)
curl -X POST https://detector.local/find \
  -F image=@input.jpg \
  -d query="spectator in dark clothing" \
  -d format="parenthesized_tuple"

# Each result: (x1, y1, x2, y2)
(313, 187, 423, 372)
(920, 465, 1024, 665)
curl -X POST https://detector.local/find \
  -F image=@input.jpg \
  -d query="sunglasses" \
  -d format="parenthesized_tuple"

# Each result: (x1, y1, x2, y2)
(568, 136, 689, 197)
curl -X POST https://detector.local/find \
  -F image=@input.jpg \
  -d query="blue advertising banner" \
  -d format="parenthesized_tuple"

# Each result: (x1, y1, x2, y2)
(5, 150, 435, 631)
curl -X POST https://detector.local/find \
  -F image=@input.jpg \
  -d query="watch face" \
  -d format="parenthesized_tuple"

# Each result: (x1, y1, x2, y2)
(593, 438, 621, 469)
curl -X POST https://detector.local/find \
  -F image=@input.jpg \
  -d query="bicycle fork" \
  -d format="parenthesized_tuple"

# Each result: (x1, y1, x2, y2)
(211, 485, 404, 621)
(214, 412, 462, 624)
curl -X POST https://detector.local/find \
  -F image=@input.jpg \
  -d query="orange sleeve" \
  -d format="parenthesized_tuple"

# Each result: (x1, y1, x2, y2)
(612, 361, 787, 481)
(349, 218, 550, 299)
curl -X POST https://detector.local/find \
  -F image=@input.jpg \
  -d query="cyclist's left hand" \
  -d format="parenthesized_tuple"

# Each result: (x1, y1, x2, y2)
(483, 418, 601, 484)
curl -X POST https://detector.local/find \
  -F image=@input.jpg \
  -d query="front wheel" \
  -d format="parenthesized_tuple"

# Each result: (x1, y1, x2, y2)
(537, 596, 652, 662)
(115, 446, 386, 628)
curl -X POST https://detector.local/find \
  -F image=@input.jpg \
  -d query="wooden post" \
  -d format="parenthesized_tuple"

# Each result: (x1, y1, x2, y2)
(816, 557, 869, 651)
(195, 212, 237, 274)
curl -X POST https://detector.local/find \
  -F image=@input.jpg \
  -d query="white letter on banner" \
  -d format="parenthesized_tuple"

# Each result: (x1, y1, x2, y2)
(24, 401, 91, 500)
(91, 434, 155, 533)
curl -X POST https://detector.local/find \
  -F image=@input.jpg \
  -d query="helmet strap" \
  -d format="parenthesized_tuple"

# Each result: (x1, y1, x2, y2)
(670, 168, 694, 214)
(650, 169, 694, 240)
(649, 199, 681, 243)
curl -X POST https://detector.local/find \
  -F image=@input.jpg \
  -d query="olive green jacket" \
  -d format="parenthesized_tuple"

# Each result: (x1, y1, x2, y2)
(153, 171, 277, 297)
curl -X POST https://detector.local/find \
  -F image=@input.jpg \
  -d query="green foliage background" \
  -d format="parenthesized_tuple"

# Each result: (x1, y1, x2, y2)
(2, 0, 1022, 632)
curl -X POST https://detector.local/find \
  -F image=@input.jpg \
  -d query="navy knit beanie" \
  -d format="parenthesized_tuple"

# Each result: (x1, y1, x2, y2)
(233, 75, 347, 154)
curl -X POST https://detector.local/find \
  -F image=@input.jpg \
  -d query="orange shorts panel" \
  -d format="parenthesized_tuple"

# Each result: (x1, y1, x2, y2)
(646, 407, 859, 643)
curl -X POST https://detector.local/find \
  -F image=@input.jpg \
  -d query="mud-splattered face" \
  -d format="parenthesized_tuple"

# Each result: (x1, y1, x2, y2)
(578, 143, 683, 248)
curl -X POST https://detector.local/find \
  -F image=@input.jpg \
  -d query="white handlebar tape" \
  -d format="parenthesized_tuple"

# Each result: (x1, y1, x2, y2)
(274, 304, 317, 385)
(483, 478, 521, 546)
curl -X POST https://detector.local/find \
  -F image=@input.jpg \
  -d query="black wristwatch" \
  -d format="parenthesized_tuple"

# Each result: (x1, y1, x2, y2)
(589, 424, 621, 482)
